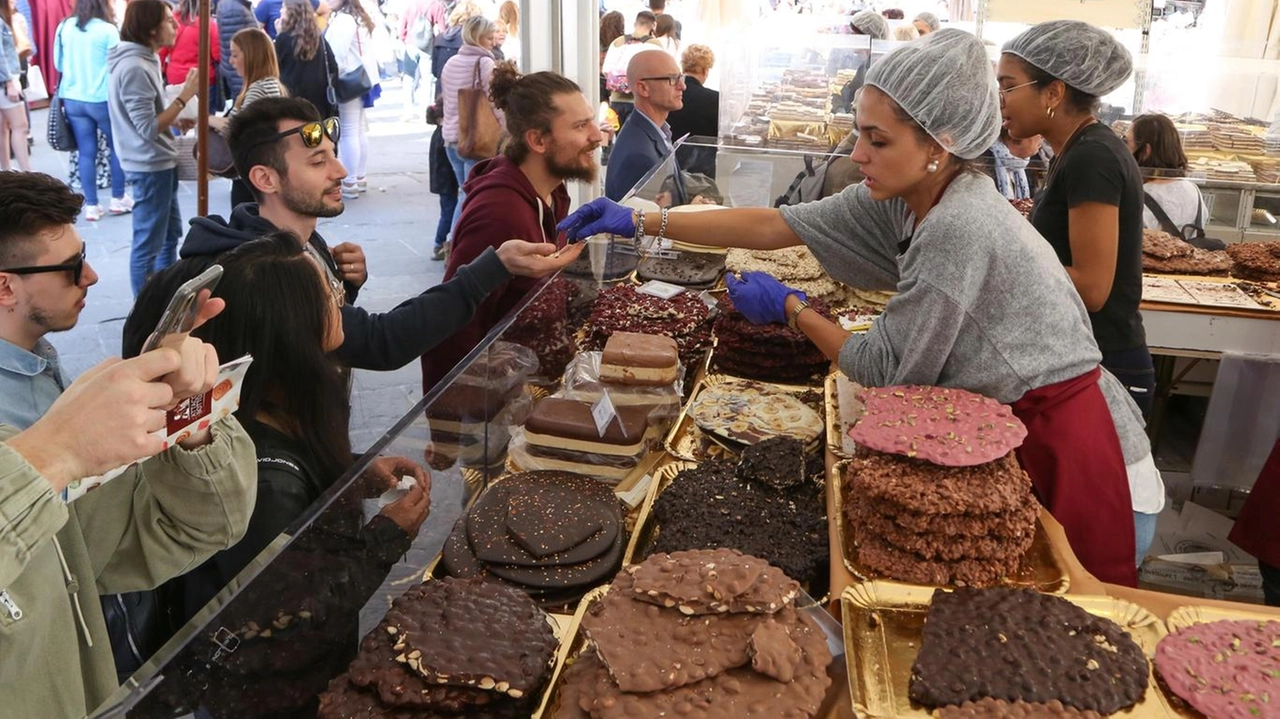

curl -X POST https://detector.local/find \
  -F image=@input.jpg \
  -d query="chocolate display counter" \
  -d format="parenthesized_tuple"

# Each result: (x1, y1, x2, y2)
(92, 150, 1280, 719)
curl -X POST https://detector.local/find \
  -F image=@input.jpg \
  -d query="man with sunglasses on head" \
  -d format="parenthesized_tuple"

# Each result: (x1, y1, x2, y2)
(161, 96, 583, 372)
(0, 171, 257, 719)
(604, 48, 687, 202)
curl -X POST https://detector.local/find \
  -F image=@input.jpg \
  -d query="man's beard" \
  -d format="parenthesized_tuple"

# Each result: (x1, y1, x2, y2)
(281, 179, 344, 219)
(29, 305, 78, 335)
(545, 141, 599, 184)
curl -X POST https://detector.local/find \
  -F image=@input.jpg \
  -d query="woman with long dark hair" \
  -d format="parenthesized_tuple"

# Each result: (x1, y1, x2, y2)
(0, 0, 30, 172)
(167, 231, 431, 625)
(109, 0, 200, 296)
(53, 0, 128, 220)
(276, 0, 339, 119)
(1125, 113, 1208, 235)
(325, 0, 380, 198)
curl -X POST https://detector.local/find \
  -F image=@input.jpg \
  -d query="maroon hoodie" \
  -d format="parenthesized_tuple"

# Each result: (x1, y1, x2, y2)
(420, 155, 571, 390)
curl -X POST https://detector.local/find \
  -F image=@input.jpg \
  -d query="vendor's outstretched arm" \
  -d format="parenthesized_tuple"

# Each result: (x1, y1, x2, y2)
(557, 198, 803, 251)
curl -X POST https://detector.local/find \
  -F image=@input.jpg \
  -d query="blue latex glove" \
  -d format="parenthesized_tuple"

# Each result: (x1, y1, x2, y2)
(726, 271, 807, 325)
(556, 197, 637, 242)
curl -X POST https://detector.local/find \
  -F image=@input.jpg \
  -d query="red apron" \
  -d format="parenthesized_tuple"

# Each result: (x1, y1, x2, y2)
(1012, 367, 1138, 586)
(1228, 438, 1280, 567)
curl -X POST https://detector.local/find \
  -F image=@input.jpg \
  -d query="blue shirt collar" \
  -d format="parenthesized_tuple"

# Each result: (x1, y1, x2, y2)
(0, 337, 62, 379)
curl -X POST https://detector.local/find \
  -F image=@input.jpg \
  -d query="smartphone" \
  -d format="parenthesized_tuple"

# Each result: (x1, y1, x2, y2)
(141, 264, 224, 353)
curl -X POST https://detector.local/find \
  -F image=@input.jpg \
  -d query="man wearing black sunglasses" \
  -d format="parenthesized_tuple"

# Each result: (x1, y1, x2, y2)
(154, 96, 582, 372)
(0, 170, 258, 719)
(604, 48, 687, 202)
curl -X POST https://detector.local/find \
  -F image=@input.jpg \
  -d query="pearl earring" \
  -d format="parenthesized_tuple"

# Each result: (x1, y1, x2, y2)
(927, 159, 939, 173)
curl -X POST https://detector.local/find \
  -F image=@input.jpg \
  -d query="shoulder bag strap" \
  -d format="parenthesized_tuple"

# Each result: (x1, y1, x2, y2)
(1143, 191, 1184, 237)
(472, 54, 482, 89)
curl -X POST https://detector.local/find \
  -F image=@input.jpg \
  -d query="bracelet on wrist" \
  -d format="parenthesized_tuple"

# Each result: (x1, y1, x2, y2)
(787, 298, 811, 330)
(173, 96, 187, 109)
(656, 207, 669, 244)
(634, 210, 646, 249)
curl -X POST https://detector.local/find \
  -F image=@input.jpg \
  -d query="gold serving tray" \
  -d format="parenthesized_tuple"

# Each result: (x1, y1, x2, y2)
(840, 582, 1177, 718)
(824, 372, 864, 459)
(1165, 603, 1280, 632)
(830, 459, 1070, 595)
(664, 373, 825, 461)
(533, 583, 852, 719)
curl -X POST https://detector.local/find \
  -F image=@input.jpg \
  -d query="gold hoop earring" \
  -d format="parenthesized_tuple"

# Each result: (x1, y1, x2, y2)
(927, 159, 939, 173)
(1045, 106, 1055, 119)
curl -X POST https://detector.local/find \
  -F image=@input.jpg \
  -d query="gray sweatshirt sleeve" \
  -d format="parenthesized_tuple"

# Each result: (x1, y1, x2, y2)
(334, 247, 512, 371)
(839, 276, 968, 388)
(116, 64, 162, 141)
(778, 184, 903, 291)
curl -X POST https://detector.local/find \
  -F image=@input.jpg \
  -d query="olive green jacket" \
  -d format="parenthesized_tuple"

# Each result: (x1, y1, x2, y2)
(0, 419, 256, 719)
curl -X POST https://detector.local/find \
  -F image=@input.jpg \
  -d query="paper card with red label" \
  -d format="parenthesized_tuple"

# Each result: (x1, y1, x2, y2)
(62, 355, 254, 503)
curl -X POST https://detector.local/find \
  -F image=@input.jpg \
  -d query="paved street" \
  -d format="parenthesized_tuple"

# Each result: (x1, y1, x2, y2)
(27, 79, 444, 452)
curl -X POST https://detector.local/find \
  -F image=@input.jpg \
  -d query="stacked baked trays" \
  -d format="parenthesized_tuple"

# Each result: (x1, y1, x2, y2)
(317, 577, 557, 718)
(1226, 240, 1280, 282)
(1141, 228, 1233, 276)
(550, 548, 834, 718)
(440, 471, 628, 610)
(426, 341, 538, 470)
(711, 293, 833, 384)
(842, 385, 1041, 587)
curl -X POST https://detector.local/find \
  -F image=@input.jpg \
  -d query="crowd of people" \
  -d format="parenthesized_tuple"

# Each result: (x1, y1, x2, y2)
(2, 3, 1278, 718)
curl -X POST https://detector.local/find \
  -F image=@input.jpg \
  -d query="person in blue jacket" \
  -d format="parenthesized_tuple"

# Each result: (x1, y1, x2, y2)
(604, 47, 685, 202)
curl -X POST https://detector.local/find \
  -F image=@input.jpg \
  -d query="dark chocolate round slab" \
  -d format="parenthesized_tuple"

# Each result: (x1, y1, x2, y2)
(484, 520, 625, 590)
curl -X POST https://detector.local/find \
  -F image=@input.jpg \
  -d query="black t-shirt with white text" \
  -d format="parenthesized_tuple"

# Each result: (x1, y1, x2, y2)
(1030, 123, 1147, 353)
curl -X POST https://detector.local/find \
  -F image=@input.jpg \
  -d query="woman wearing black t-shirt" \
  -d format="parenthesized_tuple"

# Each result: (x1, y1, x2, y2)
(998, 21, 1154, 418)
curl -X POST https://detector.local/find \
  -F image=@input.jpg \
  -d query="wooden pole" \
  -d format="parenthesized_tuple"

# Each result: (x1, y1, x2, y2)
(197, 0, 211, 215)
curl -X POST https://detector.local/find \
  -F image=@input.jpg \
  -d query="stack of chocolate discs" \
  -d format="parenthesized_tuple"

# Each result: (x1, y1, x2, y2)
(843, 385, 1038, 587)
(556, 548, 832, 718)
(318, 578, 557, 718)
(711, 295, 832, 384)
(441, 471, 626, 608)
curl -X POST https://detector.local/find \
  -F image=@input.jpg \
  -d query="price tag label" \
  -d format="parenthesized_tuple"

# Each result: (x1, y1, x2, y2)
(591, 390, 618, 437)
(637, 280, 685, 299)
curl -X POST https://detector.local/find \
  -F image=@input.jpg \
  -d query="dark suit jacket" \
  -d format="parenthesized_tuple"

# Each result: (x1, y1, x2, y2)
(606, 109, 676, 201)
(667, 75, 718, 178)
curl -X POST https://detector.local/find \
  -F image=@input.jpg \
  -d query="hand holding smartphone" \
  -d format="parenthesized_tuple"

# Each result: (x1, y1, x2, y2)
(141, 265, 224, 354)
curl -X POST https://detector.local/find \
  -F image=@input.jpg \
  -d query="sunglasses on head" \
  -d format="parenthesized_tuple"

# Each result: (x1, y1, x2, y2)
(0, 245, 87, 285)
(249, 117, 341, 153)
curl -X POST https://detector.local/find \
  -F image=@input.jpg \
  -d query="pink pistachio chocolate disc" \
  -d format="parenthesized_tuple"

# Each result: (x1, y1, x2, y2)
(848, 385, 1027, 467)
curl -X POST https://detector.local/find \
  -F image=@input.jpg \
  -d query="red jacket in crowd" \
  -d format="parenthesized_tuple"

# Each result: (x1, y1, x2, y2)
(158, 16, 220, 86)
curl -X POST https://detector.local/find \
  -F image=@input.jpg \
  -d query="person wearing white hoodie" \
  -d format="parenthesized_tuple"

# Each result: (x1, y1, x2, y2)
(107, 0, 199, 296)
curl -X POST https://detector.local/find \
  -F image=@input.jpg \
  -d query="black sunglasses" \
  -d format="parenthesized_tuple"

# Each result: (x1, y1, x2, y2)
(0, 245, 87, 285)
(248, 117, 341, 153)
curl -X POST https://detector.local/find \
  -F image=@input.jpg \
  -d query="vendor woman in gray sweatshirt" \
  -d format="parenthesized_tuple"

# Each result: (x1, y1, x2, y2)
(107, 0, 200, 297)
(557, 29, 1160, 588)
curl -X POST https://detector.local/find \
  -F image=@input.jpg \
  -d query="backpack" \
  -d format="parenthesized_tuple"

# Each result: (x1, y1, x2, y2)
(602, 35, 652, 94)
(411, 12, 433, 53)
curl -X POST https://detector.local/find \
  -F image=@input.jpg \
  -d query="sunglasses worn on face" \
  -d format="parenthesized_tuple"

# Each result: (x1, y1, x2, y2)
(249, 117, 341, 153)
(639, 74, 683, 87)
(0, 246, 87, 285)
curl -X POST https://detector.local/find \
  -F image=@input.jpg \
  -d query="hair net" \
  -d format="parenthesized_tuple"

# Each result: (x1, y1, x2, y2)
(864, 28, 1001, 160)
(1002, 20, 1132, 97)
(913, 11, 941, 31)
(849, 10, 888, 40)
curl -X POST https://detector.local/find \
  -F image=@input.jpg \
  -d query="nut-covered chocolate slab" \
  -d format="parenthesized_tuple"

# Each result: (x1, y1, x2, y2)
(847, 451, 1031, 517)
(628, 548, 800, 615)
(1153, 618, 1280, 719)
(737, 437, 807, 490)
(384, 578, 556, 698)
(562, 610, 832, 719)
(317, 672, 529, 719)
(349, 624, 495, 710)
(908, 587, 1149, 715)
(936, 698, 1103, 718)
(851, 385, 1027, 466)
(580, 569, 795, 692)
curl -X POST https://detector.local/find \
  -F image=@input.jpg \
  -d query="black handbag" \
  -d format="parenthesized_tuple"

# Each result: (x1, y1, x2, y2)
(332, 25, 371, 103)
(47, 21, 75, 152)
(203, 126, 238, 178)
(1143, 191, 1227, 251)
